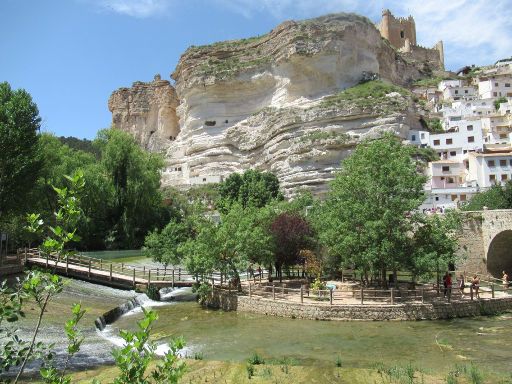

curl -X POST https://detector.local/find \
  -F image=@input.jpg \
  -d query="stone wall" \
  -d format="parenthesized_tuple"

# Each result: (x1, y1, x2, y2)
(206, 289, 512, 321)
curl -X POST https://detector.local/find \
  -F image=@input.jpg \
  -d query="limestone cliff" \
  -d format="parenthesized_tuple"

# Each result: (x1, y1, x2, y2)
(109, 13, 436, 196)
(108, 75, 179, 152)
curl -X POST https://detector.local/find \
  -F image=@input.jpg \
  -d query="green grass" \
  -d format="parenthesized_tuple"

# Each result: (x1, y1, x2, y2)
(319, 80, 410, 114)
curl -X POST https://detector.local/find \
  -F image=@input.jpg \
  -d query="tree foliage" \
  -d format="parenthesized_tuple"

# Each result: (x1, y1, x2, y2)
(218, 170, 283, 213)
(0, 82, 42, 217)
(270, 212, 313, 281)
(317, 134, 427, 284)
(461, 182, 512, 211)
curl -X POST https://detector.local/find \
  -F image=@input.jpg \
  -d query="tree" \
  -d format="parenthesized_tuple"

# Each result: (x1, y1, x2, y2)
(143, 219, 189, 267)
(94, 128, 167, 249)
(408, 210, 462, 281)
(218, 170, 283, 213)
(269, 212, 313, 282)
(180, 204, 274, 287)
(0, 82, 42, 217)
(318, 133, 427, 286)
(461, 182, 512, 211)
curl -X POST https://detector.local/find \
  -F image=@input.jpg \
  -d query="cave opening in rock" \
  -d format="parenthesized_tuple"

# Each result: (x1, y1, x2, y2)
(486, 230, 512, 278)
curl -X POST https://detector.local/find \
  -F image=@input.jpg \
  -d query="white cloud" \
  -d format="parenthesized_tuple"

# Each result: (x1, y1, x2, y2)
(94, 0, 171, 18)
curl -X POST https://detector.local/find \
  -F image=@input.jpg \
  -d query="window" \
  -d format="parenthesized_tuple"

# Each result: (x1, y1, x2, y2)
(506, 83, 511, 87)
(490, 174, 496, 182)
(467, 125, 473, 131)
(468, 136, 475, 143)
(442, 166, 450, 172)
(464, 90, 469, 94)
(203, 178, 207, 182)
(500, 133, 507, 139)
(448, 177, 455, 183)
(446, 138, 453, 144)
(400, 30, 405, 38)
(451, 194, 458, 201)
(178, 167, 182, 172)
(411, 134, 416, 141)
(501, 174, 508, 181)
(494, 92, 498, 97)
(454, 90, 459, 94)
(435, 196, 439, 201)
(495, 82, 499, 86)
(510, 159, 512, 166)
(460, 194, 467, 201)
(433, 139, 440, 146)
(463, 150, 468, 154)
(488, 160, 495, 167)
(500, 159, 507, 166)
(450, 151, 456, 156)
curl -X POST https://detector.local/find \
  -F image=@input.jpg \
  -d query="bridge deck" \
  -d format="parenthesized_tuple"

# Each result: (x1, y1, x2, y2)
(26, 257, 194, 290)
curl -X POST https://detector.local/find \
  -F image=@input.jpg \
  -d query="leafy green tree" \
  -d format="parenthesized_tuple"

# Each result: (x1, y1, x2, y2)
(461, 182, 512, 211)
(408, 210, 462, 280)
(218, 170, 283, 213)
(95, 129, 167, 249)
(180, 204, 273, 287)
(318, 134, 427, 286)
(494, 96, 508, 110)
(143, 219, 189, 267)
(0, 82, 42, 217)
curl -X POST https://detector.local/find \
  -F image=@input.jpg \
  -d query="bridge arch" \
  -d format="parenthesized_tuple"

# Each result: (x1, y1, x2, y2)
(486, 229, 512, 278)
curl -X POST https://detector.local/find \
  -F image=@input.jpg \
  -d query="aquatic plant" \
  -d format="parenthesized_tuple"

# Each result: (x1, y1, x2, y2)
(248, 352, 265, 365)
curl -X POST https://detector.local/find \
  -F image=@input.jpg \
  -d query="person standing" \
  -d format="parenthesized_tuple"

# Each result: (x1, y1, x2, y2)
(471, 275, 480, 299)
(502, 271, 509, 289)
(446, 273, 453, 302)
(458, 274, 465, 297)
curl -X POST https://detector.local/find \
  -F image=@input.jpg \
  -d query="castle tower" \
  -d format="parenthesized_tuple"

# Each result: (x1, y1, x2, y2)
(377, 9, 416, 50)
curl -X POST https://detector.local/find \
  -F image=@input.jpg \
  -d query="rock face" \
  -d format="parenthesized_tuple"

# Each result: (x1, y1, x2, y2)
(109, 13, 435, 196)
(108, 75, 179, 152)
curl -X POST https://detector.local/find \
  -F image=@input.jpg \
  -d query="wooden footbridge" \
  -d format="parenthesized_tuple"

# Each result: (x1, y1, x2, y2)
(22, 249, 196, 290)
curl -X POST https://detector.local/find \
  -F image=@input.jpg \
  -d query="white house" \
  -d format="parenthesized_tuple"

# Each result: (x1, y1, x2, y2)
(478, 74, 512, 99)
(467, 148, 512, 188)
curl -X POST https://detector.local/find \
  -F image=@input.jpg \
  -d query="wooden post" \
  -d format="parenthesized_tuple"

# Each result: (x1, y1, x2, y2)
(178, 268, 181, 281)
(360, 287, 364, 305)
(172, 269, 175, 288)
(133, 268, 136, 288)
(148, 270, 151, 285)
(100, 259, 102, 271)
(164, 265, 167, 281)
(24, 248, 28, 263)
(272, 284, 276, 300)
(390, 288, 394, 305)
(121, 263, 124, 272)
(109, 264, 113, 281)
(66, 257, 69, 274)
(470, 285, 474, 301)
(157, 268, 160, 281)
(88, 259, 91, 277)
(46, 253, 49, 268)
(491, 284, 495, 298)
(143, 265, 146, 276)
(329, 288, 333, 305)
(249, 283, 252, 297)
(421, 288, 425, 304)
(281, 284, 285, 296)
(300, 285, 304, 304)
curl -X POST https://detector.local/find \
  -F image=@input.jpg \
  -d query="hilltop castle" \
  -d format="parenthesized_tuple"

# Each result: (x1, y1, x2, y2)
(377, 9, 444, 71)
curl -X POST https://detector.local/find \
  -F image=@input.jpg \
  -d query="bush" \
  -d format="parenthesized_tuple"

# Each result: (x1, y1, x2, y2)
(248, 352, 265, 365)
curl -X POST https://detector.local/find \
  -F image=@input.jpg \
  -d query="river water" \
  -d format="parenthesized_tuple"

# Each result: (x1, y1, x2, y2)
(6, 277, 512, 376)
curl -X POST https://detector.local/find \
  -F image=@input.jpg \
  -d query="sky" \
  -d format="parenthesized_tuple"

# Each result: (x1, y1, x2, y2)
(1, 0, 511, 140)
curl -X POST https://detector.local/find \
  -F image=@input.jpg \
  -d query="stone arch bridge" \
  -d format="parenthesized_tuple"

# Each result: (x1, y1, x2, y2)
(458, 209, 512, 277)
